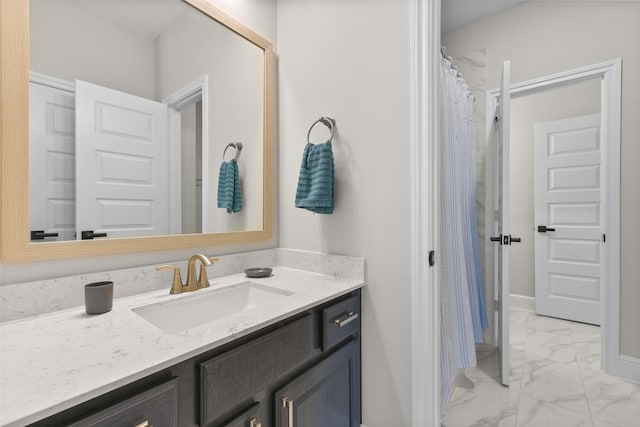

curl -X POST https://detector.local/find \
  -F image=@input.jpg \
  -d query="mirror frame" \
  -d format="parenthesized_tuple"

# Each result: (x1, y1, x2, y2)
(0, 0, 275, 263)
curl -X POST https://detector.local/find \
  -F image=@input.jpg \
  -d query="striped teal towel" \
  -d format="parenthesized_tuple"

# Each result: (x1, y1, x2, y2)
(217, 160, 242, 213)
(295, 141, 334, 214)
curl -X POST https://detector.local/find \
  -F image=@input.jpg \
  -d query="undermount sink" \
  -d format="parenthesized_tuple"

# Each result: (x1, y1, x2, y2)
(132, 281, 293, 334)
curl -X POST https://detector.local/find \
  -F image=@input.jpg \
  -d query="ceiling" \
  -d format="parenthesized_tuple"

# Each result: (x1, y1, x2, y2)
(441, 0, 529, 33)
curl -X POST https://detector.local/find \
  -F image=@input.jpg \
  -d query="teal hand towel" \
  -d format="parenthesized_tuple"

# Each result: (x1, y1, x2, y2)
(217, 159, 242, 213)
(295, 141, 334, 214)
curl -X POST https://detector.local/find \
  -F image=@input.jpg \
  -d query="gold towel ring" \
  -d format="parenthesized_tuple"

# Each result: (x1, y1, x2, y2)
(223, 142, 243, 161)
(307, 117, 335, 144)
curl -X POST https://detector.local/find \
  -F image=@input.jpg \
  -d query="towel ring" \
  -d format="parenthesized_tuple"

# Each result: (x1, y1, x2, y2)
(307, 116, 335, 144)
(223, 142, 243, 161)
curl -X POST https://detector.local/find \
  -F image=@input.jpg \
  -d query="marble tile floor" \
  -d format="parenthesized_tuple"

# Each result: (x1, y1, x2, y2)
(442, 308, 640, 427)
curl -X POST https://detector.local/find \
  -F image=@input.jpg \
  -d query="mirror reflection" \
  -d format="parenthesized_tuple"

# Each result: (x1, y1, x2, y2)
(29, 0, 264, 242)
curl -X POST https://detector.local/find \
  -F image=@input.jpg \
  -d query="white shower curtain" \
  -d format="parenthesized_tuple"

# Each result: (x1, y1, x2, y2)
(440, 56, 487, 414)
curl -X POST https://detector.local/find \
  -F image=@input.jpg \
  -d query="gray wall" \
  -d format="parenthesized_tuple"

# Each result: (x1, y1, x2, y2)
(277, 1, 412, 425)
(443, 0, 640, 358)
(154, 8, 264, 233)
(510, 82, 600, 298)
(30, 1, 155, 99)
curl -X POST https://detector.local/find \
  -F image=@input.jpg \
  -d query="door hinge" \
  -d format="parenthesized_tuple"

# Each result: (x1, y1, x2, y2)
(428, 250, 435, 268)
(602, 233, 606, 243)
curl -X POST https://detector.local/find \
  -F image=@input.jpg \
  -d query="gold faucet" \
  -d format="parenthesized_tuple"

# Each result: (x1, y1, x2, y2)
(185, 254, 219, 291)
(156, 254, 219, 294)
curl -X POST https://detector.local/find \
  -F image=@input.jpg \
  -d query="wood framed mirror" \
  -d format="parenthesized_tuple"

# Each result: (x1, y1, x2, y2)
(0, 0, 275, 263)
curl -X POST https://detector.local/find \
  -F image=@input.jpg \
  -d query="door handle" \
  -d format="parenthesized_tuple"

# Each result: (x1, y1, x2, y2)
(334, 312, 359, 328)
(537, 225, 556, 233)
(282, 397, 294, 427)
(81, 230, 108, 240)
(491, 235, 521, 245)
(30, 230, 59, 240)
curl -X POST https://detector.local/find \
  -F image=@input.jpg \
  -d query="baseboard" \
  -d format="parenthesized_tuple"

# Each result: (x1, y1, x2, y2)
(617, 354, 640, 384)
(510, 294, 535, 312)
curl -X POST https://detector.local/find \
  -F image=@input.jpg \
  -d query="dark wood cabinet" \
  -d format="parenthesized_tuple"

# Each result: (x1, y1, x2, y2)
(30, 290, 361, 427)
(274, 340, 360, 427)
(220, 402, 266, 427)
(199, 314, 320, 426)
(67, 377, 179, 427)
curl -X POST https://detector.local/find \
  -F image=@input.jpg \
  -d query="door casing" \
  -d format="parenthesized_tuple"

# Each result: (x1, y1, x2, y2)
(485, 59, 621, 376)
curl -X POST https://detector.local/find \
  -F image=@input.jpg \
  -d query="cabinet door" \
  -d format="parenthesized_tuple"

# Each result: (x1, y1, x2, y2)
(222, 402, 268, 427)
(200, 314, 317, 426)
(274, 340, 360, 427)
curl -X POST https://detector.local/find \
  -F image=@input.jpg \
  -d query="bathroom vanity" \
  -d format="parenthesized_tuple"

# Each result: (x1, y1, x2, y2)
(0, 266, 364, 427)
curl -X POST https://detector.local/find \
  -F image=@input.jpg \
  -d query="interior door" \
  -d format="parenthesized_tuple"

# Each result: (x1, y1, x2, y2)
(29, 82, 76, 241)
(491, 60, 513, 386)
(75, 80, 170, 239)
(534, 114, 601, 325)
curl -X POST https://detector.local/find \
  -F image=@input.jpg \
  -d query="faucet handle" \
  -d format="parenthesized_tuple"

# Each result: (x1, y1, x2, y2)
(197, 257, 219, 289)
(156, 264, 184, 294)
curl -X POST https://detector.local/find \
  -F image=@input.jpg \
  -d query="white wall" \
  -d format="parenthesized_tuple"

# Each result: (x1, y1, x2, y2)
(277, 1, 412, 425)
(30, 1, 155, 99)
(443, 0, 640, 357)
(210, 0, 277, 45)
(510, 81, 600, 298)
(181, 102, 199, 234)
(155, 7, 264, 233)
(0, 1, 278, 286)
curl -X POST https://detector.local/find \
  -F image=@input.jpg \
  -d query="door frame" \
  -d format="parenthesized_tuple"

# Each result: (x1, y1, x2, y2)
(409, 0, 440, 425)
(163, 75, 209, 234)
(485, 59, 622, 375)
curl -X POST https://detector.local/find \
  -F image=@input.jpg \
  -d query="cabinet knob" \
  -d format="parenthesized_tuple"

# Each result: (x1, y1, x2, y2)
(134, 421, 149, 427)
(249, 418, 262, 427)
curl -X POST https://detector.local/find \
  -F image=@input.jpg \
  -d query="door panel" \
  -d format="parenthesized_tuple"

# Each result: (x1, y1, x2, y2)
(75, 80, 169, 239)
(274, 340, 360, 427)
(534, 114, 601, 325)
(29, 82, 76, 241)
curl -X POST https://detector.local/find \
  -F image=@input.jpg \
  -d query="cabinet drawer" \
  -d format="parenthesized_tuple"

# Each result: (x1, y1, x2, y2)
(322, 294, 360, 351)
(67, 377, 178, 427)
(200, 314, 316, 426)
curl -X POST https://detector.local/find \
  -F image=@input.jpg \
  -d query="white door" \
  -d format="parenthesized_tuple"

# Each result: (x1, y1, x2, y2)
(491, 60, 513, 386)
(75, 80, 170, 239)
(29, 82, 76, 241)
(534, 114, 601, 325)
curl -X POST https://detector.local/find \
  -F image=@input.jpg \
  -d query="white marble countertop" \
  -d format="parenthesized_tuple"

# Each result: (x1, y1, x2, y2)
(0, 267, 364, 427)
